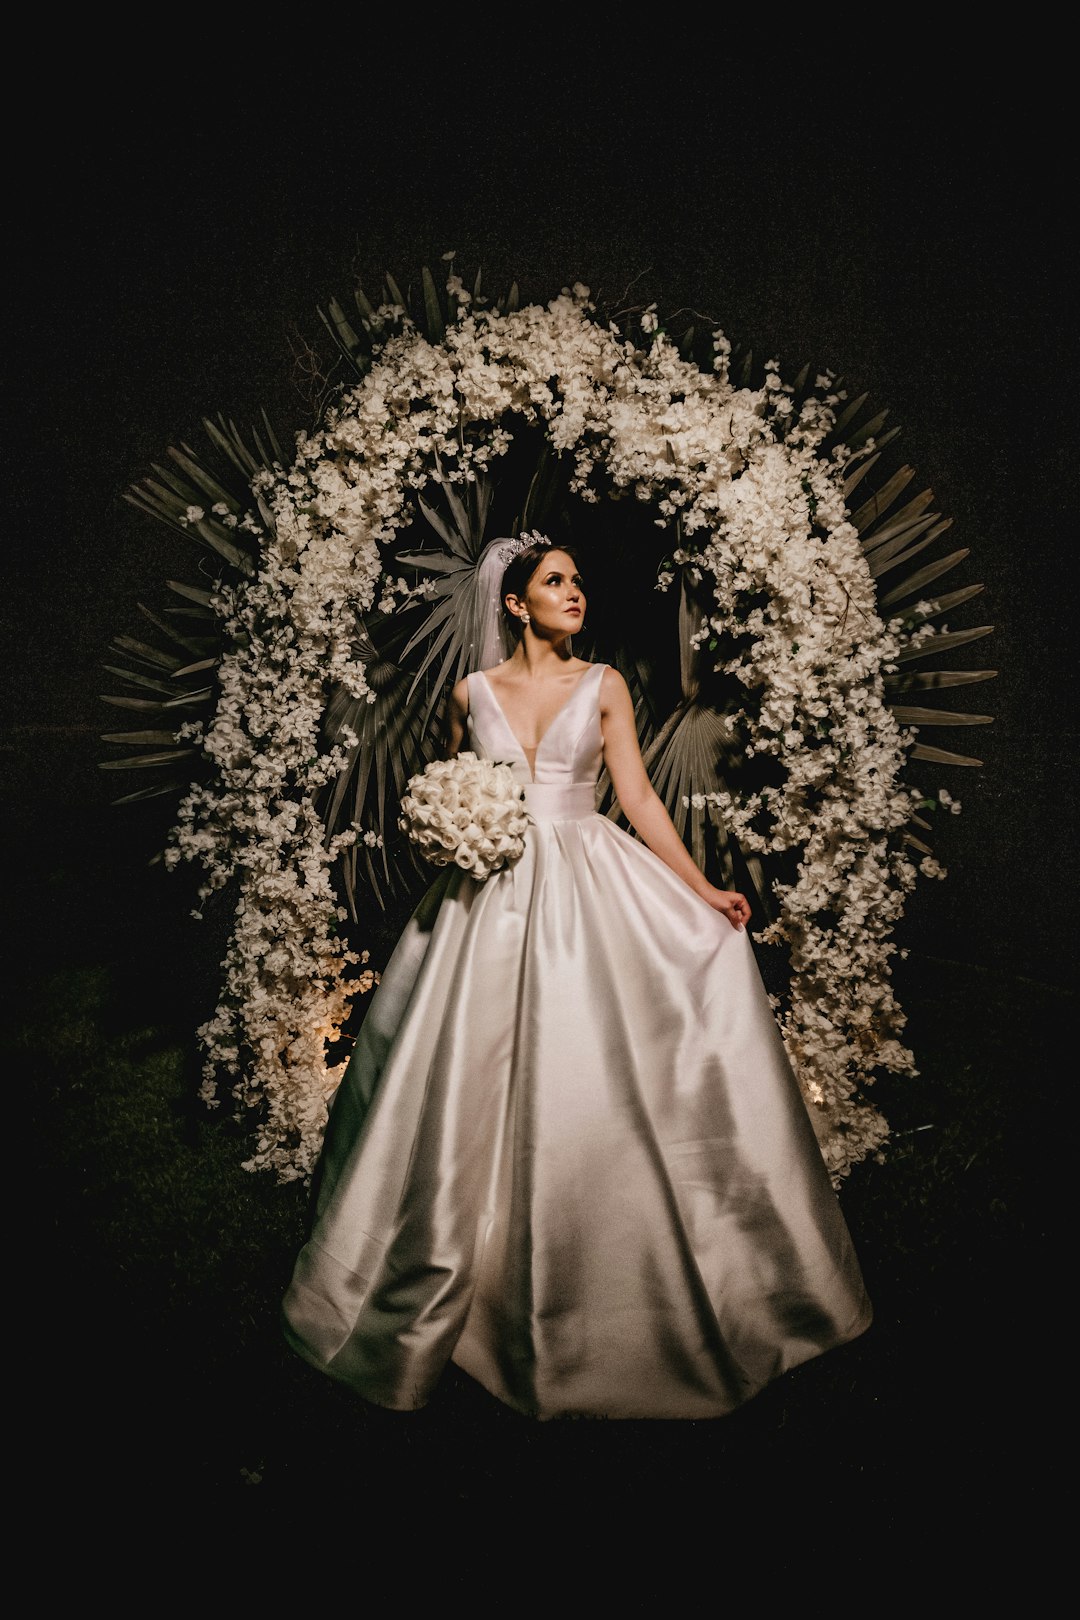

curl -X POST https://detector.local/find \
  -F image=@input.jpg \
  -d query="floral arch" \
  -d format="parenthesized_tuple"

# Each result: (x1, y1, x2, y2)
(102, 267, 995, 1184)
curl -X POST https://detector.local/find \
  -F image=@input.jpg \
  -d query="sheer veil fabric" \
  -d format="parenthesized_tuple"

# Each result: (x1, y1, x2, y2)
(282, 592, 872, 1417)
(472, 537, 516, 671)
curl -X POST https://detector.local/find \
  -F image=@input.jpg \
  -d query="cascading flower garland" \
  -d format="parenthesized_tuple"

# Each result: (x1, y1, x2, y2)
(166, 279, 951, 1184)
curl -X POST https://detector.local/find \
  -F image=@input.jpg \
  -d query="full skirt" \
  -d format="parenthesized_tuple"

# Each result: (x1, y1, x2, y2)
(282, 812, 871, 1420)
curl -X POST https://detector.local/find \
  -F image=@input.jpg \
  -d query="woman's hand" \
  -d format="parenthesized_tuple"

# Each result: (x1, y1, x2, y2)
(699, 885, 752, 930)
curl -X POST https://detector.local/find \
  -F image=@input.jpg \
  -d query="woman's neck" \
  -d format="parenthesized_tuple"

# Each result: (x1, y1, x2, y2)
(508, 634, 577, 678)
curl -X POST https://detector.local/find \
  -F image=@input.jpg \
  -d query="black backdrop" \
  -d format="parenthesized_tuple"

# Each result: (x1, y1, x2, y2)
(5, 42, 1075, 1509)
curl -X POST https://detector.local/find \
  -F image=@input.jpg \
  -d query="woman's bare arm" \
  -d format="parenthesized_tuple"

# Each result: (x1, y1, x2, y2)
(446, 678, 469, 758)
(599, 667, 750, 930)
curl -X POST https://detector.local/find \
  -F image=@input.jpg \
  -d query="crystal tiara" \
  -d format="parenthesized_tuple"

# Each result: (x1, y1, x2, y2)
(498, 530, 553, 566)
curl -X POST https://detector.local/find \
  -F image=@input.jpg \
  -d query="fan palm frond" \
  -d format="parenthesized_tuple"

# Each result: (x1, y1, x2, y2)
(907, 583, 986, 621)
(318, 264, 522, 383)
(316, 621, 440, 916)
(895, 625, 994, 661)
(101, 418, 283, 806)
(602, 569, 773, 915)
(885, 668, 996, 693)
(395, 472, 497, 718)
(645, 701, 771, 915)
(833, 400, 996, 800)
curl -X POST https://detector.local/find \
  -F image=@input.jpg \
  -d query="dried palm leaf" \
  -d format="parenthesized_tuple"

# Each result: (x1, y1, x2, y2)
(885, 669, 998, 693)
(833, 391, 997, 796)
(316, 622, 438, 917)
(602, 571, 772, 915)
(102, 420, 282, 799)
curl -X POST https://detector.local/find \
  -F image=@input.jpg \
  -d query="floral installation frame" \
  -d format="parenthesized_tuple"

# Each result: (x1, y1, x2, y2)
(103, 267, 994, 1185)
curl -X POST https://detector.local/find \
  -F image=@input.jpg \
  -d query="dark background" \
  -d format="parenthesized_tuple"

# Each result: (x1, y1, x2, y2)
(5, 40, 1074, 1510)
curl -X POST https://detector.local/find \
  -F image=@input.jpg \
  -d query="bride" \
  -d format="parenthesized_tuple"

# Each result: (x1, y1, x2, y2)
(282, 532, 872, 1420)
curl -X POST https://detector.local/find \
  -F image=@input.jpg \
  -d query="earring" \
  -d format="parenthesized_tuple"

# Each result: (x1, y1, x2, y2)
(521, 612, 530, 625)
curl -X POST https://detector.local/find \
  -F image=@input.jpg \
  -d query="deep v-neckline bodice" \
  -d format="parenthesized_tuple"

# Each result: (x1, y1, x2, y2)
(477, 665, 603, 783)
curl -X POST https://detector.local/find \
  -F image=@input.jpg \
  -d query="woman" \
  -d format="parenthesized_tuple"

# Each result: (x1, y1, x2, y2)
(282, 533, 872, 1420)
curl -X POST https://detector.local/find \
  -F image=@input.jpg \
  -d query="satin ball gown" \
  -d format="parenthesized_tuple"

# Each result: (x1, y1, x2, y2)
(282, 662, 871, 1419)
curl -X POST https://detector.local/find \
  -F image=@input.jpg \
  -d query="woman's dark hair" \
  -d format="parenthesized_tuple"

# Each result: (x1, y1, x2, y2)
(501, 541, 583, 637)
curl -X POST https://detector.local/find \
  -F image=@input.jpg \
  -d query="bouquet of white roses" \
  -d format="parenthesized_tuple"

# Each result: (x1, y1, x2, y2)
(398, 752, 532, 879)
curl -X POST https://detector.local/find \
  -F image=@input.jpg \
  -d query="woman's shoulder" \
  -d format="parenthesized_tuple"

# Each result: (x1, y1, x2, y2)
(578, 659, 618, 686)
(598, 664, 631, 709)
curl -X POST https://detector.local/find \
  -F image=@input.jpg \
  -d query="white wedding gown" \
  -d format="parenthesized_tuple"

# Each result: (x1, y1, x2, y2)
(282, 662, 871, 1419)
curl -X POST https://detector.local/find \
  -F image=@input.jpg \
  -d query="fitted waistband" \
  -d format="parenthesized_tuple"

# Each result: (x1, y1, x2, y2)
(523, 782, 597, 823)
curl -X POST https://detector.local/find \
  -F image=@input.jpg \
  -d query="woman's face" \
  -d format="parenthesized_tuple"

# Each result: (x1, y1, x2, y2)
(513, 549, 586, 637)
